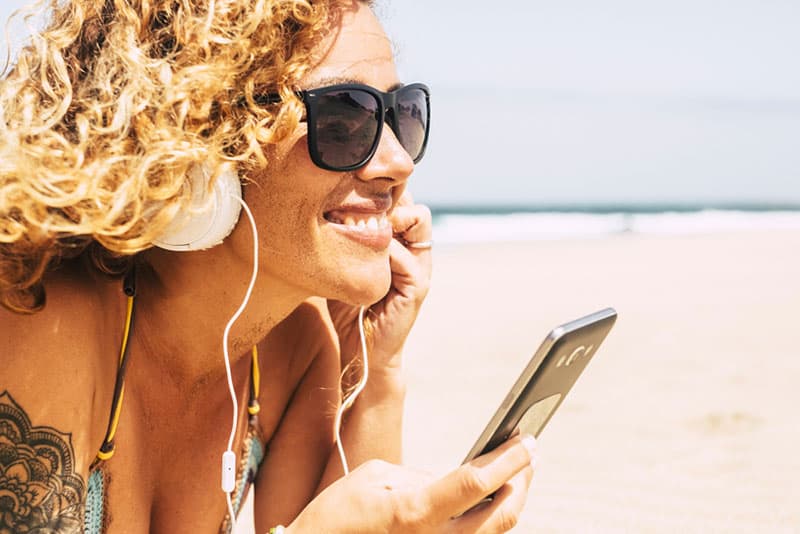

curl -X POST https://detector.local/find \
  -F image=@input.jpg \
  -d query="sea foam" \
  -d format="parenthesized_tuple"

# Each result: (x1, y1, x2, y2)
(431, 210, 800, 244)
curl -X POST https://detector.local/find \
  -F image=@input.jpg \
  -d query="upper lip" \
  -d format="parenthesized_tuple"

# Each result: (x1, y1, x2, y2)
(324, 197, 393, 217)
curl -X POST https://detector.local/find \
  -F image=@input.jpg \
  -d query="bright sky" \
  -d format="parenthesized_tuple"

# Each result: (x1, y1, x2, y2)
(3, 0, 799, 206)
(382, 0, 800, 206)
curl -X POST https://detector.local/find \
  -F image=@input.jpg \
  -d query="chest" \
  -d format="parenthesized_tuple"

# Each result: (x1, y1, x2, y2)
(89, 355, 297, 533)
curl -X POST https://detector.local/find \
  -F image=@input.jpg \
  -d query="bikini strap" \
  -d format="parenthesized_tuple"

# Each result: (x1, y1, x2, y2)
(96, 268, 137, 461)
(248, 345, 261, 416)
(96, 267, 260, 462)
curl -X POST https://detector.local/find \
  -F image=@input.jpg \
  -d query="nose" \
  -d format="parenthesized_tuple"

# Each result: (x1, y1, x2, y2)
(355, 125, 414, 185)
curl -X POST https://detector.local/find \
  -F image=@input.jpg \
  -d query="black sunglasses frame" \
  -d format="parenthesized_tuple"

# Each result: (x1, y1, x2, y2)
(254, 83, 431, 172)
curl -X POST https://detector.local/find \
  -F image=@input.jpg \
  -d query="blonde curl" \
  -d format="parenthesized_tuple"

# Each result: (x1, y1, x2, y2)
(1, 0, 359, 312)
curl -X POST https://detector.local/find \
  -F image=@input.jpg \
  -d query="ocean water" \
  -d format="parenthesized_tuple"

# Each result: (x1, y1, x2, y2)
(430, 205, 800, 244)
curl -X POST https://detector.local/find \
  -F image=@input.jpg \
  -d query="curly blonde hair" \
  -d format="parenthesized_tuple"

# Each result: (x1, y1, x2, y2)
(0, 0, 356, 313)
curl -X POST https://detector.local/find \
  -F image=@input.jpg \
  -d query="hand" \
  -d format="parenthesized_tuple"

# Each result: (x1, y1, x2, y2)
(288, 434, 538, 534)
(327, 192, 432, 372)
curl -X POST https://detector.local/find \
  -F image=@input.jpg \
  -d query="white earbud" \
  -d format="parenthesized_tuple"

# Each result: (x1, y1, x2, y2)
(153, 164, 242, 251)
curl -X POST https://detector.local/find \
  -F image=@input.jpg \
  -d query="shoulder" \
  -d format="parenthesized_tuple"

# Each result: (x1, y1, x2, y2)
(0, 268, 126, 531)
(1, 266, 124, 470)
(1, 266, 118, 373)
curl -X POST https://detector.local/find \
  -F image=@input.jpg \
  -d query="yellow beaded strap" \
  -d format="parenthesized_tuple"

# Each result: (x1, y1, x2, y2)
(97, 269, 137, 461)
(248, 345, 261, 415)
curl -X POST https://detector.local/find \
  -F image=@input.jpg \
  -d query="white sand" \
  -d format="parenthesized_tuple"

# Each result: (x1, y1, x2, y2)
(402, 231, 800, 532)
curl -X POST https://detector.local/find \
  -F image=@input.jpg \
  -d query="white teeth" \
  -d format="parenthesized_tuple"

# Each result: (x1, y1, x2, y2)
(330, 213, 389, 231)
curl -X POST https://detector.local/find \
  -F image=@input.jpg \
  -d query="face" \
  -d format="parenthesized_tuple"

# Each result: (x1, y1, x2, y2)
(246, 2, 415, 305)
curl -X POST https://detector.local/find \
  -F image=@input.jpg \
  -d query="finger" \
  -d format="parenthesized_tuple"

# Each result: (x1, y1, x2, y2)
(386, 238, 430, 300)
(453, 465, 535, 534)
(390, 204, 432, 248)
(391, 203, 431, 237)
(424, 434, 537, 521)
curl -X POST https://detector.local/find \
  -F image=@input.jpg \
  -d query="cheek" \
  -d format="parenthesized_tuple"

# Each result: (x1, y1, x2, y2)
(261, 144, 326, 224)
(250, 149, 334, 267)
(259, 185, 319, 249)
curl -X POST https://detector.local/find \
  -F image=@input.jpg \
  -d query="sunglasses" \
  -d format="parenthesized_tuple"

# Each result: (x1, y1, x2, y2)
(255, 83, 430, 172)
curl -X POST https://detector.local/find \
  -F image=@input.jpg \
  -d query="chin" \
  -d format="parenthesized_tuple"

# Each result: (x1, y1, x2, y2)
(338, 262, 392, 306)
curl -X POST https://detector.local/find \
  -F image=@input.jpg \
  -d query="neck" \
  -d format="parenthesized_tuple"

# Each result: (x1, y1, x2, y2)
(131, 241, 310, 384)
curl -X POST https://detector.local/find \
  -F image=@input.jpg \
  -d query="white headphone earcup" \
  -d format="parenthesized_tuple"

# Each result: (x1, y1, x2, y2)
(152, 165, 242, 251)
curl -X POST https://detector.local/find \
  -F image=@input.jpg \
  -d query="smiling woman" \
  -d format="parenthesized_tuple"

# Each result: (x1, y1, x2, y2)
(0, 1, 537, 533)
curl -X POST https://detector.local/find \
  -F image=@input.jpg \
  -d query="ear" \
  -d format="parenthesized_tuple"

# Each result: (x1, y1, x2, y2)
(152, 164, 242, 251)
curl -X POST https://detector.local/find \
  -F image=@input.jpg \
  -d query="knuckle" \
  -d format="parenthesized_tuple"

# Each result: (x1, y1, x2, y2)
(398, 500, 425, 528)
(391, 492, 430, 529)
(458, 465, 491, 497)
(496, 506, 520, 532)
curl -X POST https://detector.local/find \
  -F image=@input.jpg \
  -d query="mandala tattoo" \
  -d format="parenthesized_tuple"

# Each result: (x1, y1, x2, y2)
(0, 391, 86, 533)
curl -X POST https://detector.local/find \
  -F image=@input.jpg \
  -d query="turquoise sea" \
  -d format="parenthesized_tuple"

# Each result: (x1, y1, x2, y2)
(429, 204, 800, 244)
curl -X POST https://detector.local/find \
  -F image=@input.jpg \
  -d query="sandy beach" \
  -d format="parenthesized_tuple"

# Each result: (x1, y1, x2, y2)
(235, 229, 800, 533)
(402, 230, 800, 532)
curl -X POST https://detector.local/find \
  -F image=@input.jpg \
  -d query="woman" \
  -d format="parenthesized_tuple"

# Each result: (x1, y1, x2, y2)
(0, 0, 537, 532)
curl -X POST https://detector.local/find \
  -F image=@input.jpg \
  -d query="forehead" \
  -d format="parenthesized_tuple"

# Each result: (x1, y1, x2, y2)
(300, 3, 398, 91)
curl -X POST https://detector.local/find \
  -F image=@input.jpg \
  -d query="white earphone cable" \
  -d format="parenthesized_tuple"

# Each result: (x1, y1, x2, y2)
(221, 195, 259, 531)
(334, 305, 370, 475)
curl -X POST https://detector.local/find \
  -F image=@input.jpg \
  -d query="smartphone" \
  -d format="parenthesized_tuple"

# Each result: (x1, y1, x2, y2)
(463, 308, 617, 464)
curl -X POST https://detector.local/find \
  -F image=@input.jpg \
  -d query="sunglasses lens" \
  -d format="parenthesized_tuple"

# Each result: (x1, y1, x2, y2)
(314, 89, 380, 169)
(396, 87, 429, 162)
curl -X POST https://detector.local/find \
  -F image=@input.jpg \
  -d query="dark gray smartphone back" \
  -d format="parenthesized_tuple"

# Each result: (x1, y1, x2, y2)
(463, 308, 617, 463)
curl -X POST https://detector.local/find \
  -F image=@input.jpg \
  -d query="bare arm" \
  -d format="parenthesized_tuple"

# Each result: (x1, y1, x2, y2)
(316, 358, 406, 487)
(0, 390, 87, 531)
(252, 298, 408, 531)
(251, 306, 340, 530)
(0, 290, 113, 532)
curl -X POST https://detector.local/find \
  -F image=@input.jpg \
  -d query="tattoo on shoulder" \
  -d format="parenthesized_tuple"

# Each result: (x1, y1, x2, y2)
(0, 391, 86, 533)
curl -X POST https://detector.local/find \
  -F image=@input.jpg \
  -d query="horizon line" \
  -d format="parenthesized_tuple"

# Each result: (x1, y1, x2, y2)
(427, 202, 800, 215)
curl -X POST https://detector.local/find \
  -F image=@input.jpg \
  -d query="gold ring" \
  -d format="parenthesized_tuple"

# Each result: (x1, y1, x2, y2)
(407, 240, 433, 250)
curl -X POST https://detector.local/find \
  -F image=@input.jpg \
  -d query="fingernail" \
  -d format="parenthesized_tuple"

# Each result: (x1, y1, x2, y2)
(521, 434, 538, 469)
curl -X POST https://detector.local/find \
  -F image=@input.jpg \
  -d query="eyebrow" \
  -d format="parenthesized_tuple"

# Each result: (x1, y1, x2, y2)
(301, 75, 404, 93)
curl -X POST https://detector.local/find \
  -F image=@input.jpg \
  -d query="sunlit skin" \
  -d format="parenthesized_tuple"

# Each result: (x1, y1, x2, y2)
(1, 2, 537, 533)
